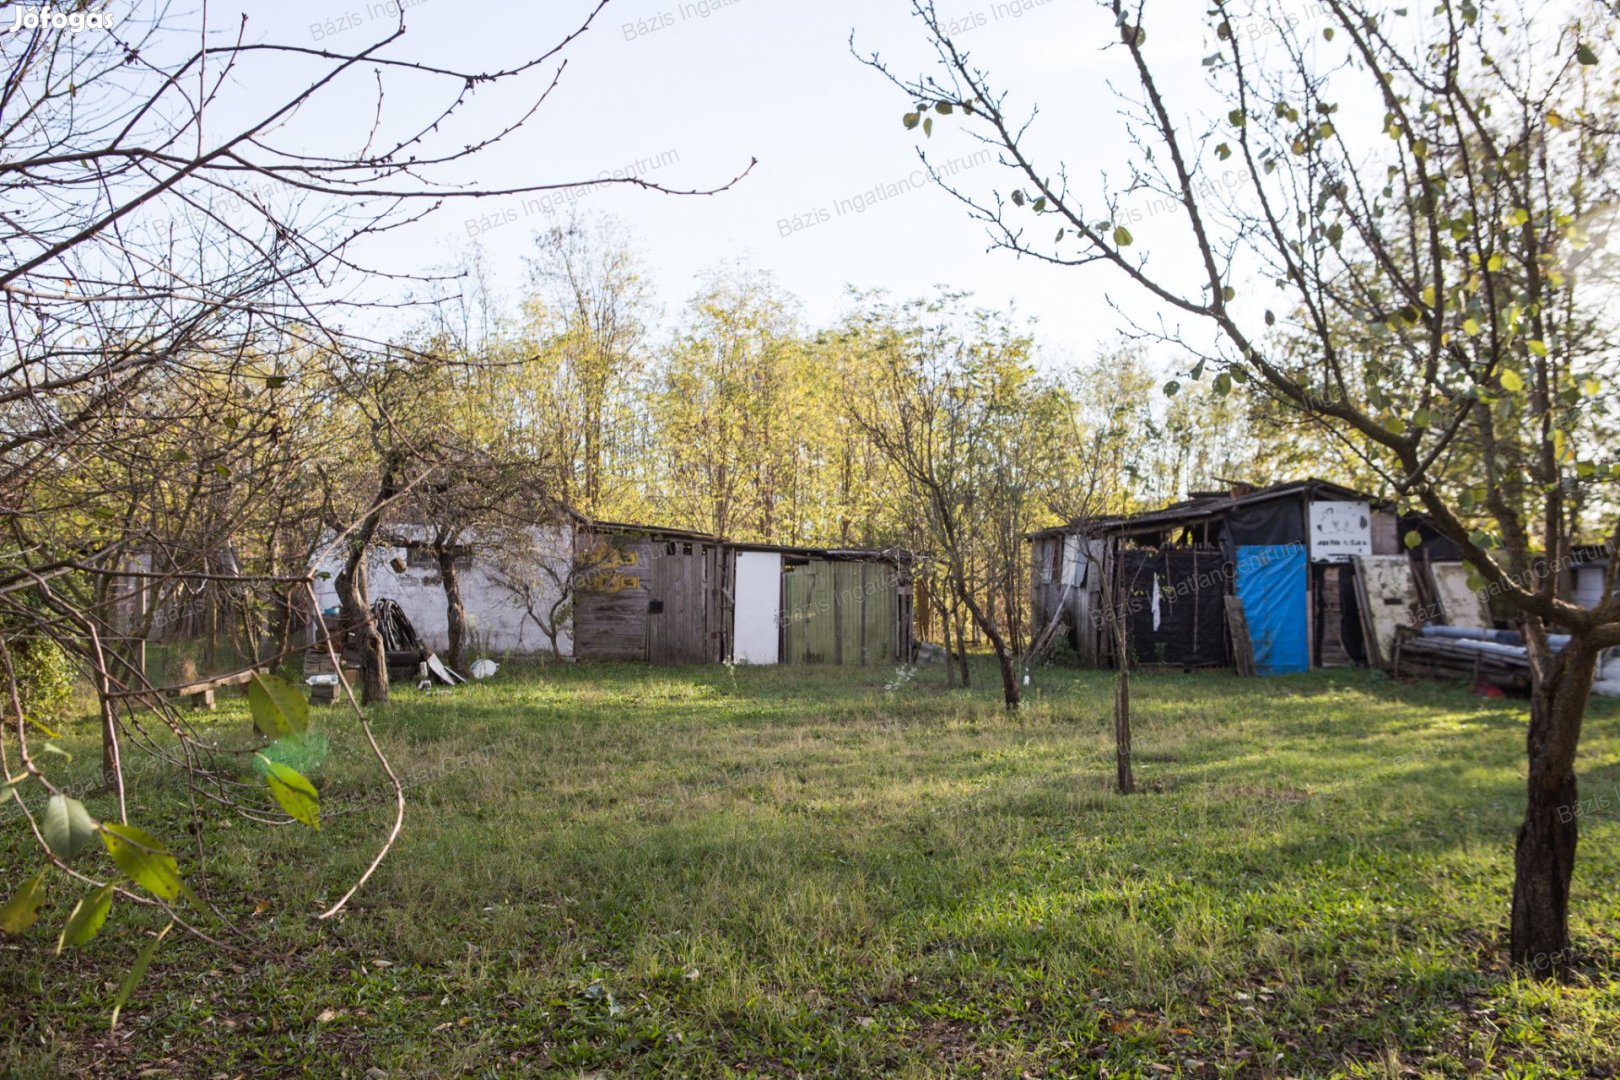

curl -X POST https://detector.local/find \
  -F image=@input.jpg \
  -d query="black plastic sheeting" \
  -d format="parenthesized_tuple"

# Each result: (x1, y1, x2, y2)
(1223, 494, 1307, 548)
(1118, 547, 1230, 667)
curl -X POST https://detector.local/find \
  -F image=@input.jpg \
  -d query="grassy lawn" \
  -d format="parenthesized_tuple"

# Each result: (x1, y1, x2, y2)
(3, 660, 1620, 1078)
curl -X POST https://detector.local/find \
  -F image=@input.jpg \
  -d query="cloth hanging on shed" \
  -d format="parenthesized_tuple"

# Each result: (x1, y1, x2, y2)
(1235, 545, 1309, 675)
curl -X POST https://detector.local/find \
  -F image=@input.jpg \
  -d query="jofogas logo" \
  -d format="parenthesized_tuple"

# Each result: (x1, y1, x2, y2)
(7, 4, 117, 33)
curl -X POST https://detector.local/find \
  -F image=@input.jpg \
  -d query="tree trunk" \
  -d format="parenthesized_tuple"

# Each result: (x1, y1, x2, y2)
(953, 601, 971, 688)
(333, 457, 400, 707)
(1510, 636, 1598, 977)
(956, 577, 1019, 710)
(1113, 650, 1135, 795)
(1107, 579, 1135, 794)
(435, 533, 469, 676)
(335, 553, 388, 705)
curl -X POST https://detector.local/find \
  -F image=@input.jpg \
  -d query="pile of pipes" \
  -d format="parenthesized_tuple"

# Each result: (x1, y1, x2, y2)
(1393, 625, 1564, 692)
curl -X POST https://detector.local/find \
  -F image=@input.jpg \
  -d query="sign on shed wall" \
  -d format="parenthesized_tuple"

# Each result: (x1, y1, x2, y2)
(1308, 500, 1373, 563)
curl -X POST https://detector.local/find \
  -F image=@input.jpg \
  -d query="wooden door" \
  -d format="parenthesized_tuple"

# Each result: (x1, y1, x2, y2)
(647, 540, 716, 665)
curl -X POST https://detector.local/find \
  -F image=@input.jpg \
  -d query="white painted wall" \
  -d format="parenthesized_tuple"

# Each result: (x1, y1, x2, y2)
(732, 551, 782, 664)
(311, 524, 575, 657)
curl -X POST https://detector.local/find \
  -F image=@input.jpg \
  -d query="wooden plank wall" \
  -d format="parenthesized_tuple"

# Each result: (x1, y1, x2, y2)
(782, 558, 900, 666)
(574, 540, 653, 661)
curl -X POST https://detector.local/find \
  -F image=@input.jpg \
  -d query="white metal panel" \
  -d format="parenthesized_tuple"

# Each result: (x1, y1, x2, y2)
(1431, 562, 1492, 628)
(732, 552, 782, 664)
(1060, 535, 1081, 587)
(1575, 566, 1606, 610)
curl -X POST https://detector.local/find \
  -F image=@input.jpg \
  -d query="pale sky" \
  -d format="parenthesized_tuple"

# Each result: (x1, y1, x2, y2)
(204, 0, 1233, 363)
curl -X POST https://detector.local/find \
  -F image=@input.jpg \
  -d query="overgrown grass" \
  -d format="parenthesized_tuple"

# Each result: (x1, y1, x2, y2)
(3, 661, 1619, 1078)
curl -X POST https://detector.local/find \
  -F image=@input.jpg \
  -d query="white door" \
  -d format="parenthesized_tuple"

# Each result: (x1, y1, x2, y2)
(733, 552, 782, 664)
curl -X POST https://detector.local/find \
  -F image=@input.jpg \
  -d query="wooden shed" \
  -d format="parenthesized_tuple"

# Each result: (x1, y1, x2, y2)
(725, 544, 916, 666)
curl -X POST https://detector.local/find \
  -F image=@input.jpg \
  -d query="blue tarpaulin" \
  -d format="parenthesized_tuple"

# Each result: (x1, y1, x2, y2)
(1235, 545, 1309, 675)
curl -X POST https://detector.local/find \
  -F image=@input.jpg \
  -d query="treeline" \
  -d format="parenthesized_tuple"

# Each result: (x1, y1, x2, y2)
(425, 216, 1265, 549)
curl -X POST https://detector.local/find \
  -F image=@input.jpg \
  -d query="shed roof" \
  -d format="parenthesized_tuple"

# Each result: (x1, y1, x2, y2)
(1027, 478, 1390, 540)
(726, 541, 920, 564)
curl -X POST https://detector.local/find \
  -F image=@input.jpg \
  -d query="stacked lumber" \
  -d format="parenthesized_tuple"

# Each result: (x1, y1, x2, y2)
(1392, 625, 1553, 691)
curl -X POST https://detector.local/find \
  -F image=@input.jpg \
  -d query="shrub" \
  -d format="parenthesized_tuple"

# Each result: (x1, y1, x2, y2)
(6, 636, 77, 730)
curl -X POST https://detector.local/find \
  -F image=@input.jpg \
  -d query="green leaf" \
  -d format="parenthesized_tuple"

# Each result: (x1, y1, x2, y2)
(1221, 285, 1236, 302)
(1500, 369, 1524, 392)
(1228, 108, 1246, 127)
(1576, 43, 1598, 65)
(1526, 339, 1549, 358)
(1462, 317, 1482, 336)
(922, 116, 933, 138)
(1032, 196, 1046, 212)
(1215, 142, 1232, 161)
(100, 824, 186, 903)
(260, 758, 320, 830)
(0, 870, 47, 934)
(247, 672, 309, 739)
(934, 101, 952, 115)
(42, 795, 98, 860)
(1213, 372, 1233, 397)
(1486, 252, 1506, 272)
(1264, 309, 1276, 326)
(1163, 380, 1181, 397)
(1113, 225, 1133, 247)
(110, 920, 173, 1030)
(57, 884, 113, 953)
(1384, 415, 1408, 434)
(1404, 530, 1423, 550)
(902, 112, 920, 130)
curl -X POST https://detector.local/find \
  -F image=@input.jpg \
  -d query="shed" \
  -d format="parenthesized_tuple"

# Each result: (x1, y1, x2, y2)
(1030, 479, 1403, 674)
